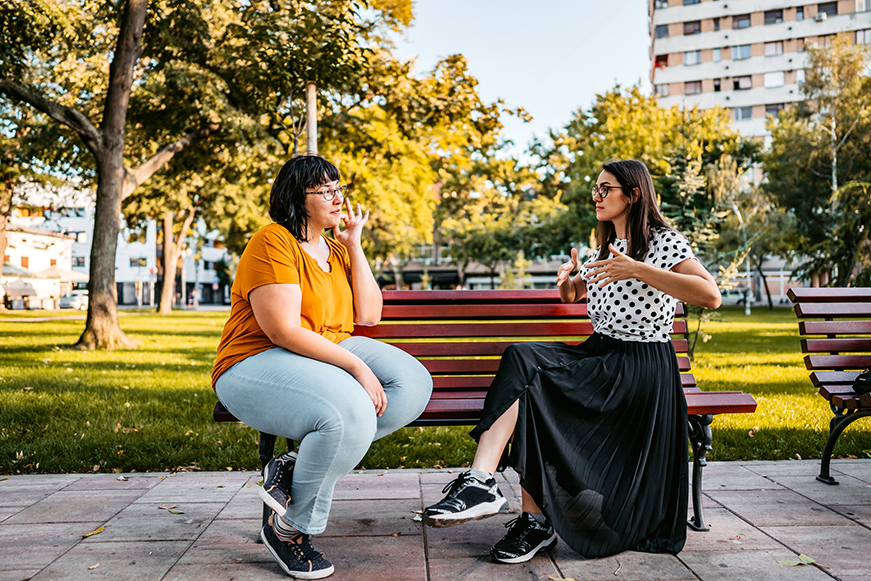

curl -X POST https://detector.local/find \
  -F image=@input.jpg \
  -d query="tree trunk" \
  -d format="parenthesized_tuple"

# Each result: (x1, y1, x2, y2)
(0, 185, 11, 311)
(754, 256, 774, 311)
(75, 0, 148, 350)
(306, 81, 317, 154)
(157, 207, 196, 314)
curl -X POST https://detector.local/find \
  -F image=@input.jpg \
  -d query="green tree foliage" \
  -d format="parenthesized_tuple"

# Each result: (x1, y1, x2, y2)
(764, 33, 871, 286)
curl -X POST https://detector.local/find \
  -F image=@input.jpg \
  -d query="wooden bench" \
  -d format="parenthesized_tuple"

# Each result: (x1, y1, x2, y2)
(788, 287, 871, 485)
(213, 290, 758, 532)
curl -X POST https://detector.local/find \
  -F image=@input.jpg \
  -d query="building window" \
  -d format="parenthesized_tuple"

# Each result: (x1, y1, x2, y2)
(72, 232, 87, 244)
(734, 107, 754, 121)
(129, 257, 147, 267)
(858, 1, 869, 12)
(684, 50, 702, 66)
(655, 83, 670, 97)
(73, 257, 85, 268)
(50, 259, 57, 267)
(796, 7, 805, 20)
(684, 0, 700, 4)
(765, 41, 784, 56)
(766, 103, 785, 116)
(684, 21, 701, 35)
(733, 75, 752, 90)
(655, 24, 669, 38)
(732, 44, 751, 60)
(713, 17, 720, 31)
(655, 54, 669, 69)
(797, 69, 806, 83)
(714, 78, 722, 92)
(858, 29, 871, 44)
(764, 10, 783, 25)
(733, 14, 751, 29)
(3, 254, 8, 263)
(21, 256, 29, 268)
(654, 0, 669, 8)
(818, 2, 838, 17)
(713, 47, 721, 62)
(819, 35, 833, 48)
(764, 71, 785, 87)
(685, 81, 703, 95)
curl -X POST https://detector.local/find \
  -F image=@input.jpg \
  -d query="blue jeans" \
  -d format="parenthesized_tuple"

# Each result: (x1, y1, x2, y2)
(214, 336, 432, 534)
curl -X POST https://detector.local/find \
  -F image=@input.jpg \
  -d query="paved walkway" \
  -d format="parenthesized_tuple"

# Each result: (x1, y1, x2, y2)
(2, 460, 870, 581)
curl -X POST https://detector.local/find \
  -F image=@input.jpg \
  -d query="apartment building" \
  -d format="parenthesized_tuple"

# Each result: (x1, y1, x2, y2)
(650, 0, 871, 137)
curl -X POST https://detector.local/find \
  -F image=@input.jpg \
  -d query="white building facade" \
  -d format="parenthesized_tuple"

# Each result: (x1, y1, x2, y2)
(650, 0, 871, 138)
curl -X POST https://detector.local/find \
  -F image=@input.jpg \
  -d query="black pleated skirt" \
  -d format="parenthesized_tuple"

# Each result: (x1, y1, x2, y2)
(469, 333, 688, 558)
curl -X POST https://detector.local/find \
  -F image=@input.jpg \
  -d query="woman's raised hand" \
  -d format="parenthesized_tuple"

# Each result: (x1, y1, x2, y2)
(334, 198, 370, 249)
(556, 248, 579, 287)
(584, 244, 639, 288)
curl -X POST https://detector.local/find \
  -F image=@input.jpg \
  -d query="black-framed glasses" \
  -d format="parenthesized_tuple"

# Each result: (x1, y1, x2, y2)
(306, 184, 349, 201)
(591, 184, 623, 200)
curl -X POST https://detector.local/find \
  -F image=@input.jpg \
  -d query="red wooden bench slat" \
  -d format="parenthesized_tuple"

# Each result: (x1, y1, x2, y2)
(794, 303, 871, 317)
(801, 338, 871, 354)
(818, 384, 865, 398)
(810, 370, 862, 387)
(788, 288, 871, 303)
(380, 304, 588, 319)
(354, 322, 597, 338)
(420, 356, 692, 374)
(831, 395, 865, 410)
(804, 354, 871, 370)
(384, 339, 690, 357)
(432, 376, 492, 389)
(798, 321, 871, 335)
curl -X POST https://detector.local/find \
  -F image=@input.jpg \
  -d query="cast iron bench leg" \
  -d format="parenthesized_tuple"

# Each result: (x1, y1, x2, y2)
(687, 414, 713, 532)
(818, 409, 871, 485)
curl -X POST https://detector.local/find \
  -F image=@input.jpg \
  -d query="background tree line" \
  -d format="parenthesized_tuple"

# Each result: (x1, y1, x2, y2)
(1, 1, 869, 350)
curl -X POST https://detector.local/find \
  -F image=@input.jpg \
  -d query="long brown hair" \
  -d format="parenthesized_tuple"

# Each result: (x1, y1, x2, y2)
(596, 159, 672, 262)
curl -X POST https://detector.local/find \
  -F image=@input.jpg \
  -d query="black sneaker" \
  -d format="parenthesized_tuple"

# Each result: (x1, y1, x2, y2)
(490, 512, 557, 564)
(422, 471, 509, 528)
(261, 522, 335, 579)
(259, 451, 297, 517)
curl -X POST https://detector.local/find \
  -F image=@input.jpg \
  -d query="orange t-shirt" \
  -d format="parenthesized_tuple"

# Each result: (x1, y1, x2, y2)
(211, 223, 355, 388)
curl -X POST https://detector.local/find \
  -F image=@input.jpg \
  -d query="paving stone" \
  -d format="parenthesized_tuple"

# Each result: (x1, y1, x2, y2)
(63, 474, 164, 491)
(333, 472, 420, 500)
(30, 540, 189, 581)
(0, 522, 105, 570)
(428, 554, 558, 581)
(0, 486, 64, 508)
(175, 518, 272, 565)
(0, 508, 23, 523)
(758, 524, 871, 579)
(0, 474, 82, 487)
(133, 474, 247, 504)
(682, 508, 782, 551)
(163, 563, 287, 580)
(321, 499, 422, 537)
(700, 463, 784, 491)
(829, 503, 871, 526)
(766, 474, 871, 506)
(679, 548, 836, 581)
(4, 489, 143, 524)
(316, 534, 426, 581)
(214, 486, 263, 520)
(553, 546, 695, 581)
(828, 461, 871, 483)
(424, 514, 519, 558)
(705, 489, 852, 527)
(419, 471, 460, 485)
(741, 461, 827, 478)
(91, 502, 225, 542)
(0, 569, 41, 581)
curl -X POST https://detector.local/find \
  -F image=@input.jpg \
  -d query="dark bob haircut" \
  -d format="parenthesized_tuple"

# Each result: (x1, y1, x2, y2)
(597, 159, 673, 262)
(269, 155, 340, 241)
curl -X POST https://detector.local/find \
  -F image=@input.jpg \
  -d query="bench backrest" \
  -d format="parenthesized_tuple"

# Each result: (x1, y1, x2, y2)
(788, 287, 871, 407)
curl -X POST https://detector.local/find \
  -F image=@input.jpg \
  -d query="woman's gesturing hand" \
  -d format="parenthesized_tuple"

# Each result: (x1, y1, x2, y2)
(585, 244, 639, 288)
(334, 198, 370, 249)
(353, 363, 388, 417)
(556, 248, 579, 287)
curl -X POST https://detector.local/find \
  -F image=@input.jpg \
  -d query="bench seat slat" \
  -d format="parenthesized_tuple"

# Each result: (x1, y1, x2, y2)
(794, 303, 871, 317)
(804, 354, 871, 371)
(798, 321, 871, 335)
(420, 356, 692, 374)
(818, 384, 865, 398)
(788, 288, 871, 303)
(381, 304, 588, 319)
(810, 370, 862, 387)
(380, 339, 690, 357)
(802, 338, 871, 353)
(357, 321, 688, 338)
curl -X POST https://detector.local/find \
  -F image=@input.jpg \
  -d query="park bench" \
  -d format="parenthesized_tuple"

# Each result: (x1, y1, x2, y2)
(213, 290, 758, 532)
(788, 287, 871, 485)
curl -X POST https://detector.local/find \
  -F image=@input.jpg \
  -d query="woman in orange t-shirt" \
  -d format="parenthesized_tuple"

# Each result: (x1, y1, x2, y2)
(212, 155, 432, 579)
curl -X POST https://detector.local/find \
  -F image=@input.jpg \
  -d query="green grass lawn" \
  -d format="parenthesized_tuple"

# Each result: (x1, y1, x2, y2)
(1, 306, 868, 474)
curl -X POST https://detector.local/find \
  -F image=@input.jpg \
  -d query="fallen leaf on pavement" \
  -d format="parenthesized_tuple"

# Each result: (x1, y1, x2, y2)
(88, 563, 100, 570)
(82, 526, 105, 538)
(168, 509, 184, 514)
(158, 505, 177, 510)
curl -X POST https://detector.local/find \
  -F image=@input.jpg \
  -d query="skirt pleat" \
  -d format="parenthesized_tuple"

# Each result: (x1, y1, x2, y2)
(469, 333, 688, 558)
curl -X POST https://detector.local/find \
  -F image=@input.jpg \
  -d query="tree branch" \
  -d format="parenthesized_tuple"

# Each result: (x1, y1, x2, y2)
(123, 123, 220, 199)
(0, 77, 103, 156)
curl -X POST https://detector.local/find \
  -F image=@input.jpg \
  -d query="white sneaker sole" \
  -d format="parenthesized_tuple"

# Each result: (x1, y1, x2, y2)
(491, 532, 557, 564)
(260, 528, 335, 579)
(258, 485, 289, 517)
(422, 497, 510, 528)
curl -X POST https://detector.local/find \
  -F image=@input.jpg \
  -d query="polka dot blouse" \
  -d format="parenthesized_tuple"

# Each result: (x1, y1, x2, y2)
(580, 228, 696, 343)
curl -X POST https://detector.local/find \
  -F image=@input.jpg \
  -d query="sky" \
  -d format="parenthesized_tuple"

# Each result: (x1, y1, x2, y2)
(392, 0, 654, 156)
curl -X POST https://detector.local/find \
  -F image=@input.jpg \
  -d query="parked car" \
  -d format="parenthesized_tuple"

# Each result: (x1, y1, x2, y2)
(59, 290, 88, 310)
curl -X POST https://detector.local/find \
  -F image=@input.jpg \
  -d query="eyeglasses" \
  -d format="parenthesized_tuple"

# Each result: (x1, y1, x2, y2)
(306, 184, 349, 201)
(591, 184, 623, 200)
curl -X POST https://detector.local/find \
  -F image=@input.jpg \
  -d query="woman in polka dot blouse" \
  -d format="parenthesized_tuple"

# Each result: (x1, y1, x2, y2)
(423, 159, 721, 562)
